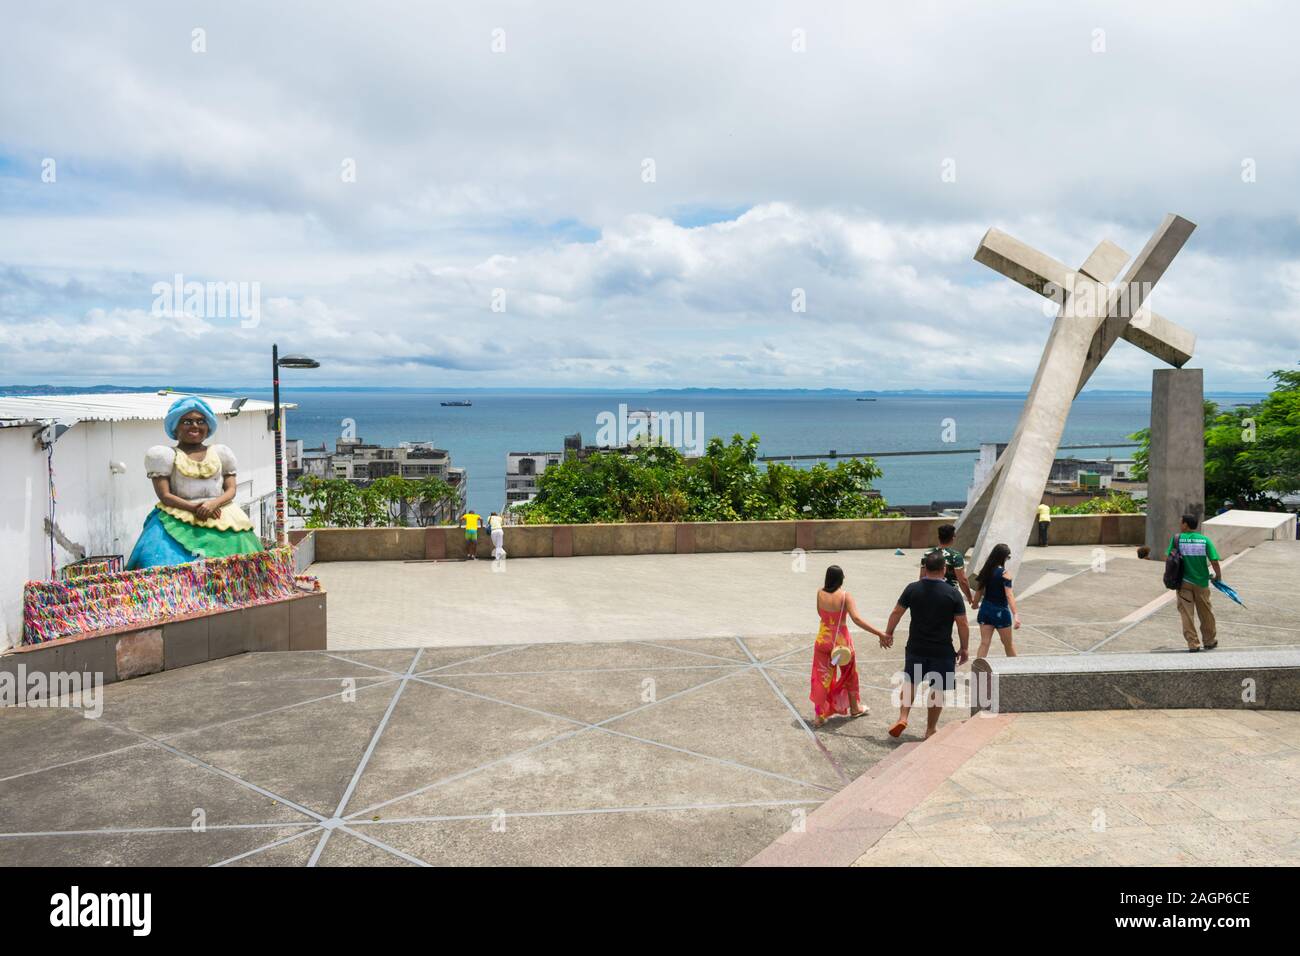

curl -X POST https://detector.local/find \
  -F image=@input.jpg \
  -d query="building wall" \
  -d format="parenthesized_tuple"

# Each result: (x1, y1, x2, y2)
(0, 410, 282, 648)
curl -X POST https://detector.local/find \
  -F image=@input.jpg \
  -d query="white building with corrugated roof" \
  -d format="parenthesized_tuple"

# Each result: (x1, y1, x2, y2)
(0, 391, 291, 649)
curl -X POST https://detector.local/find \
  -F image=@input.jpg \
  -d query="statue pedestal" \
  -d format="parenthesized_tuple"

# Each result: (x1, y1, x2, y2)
(1145, 367, 1205, 556)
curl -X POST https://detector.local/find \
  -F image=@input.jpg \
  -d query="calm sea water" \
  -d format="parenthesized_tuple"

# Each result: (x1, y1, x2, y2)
(247, 390, 1249, 512)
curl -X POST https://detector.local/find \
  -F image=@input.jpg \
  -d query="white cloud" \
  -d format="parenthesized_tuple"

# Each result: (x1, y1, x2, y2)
(1, 1, 1297, 390)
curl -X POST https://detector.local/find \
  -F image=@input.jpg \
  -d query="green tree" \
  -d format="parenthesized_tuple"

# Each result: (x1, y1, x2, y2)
(1237, 369, 1300, 501)
(1128, 368, 1300, 511)
(1051, 491, 1140, 515)
(369, 475, 416, 526)
(288, 476, 387, 528)
(514, 433, 887, 524)
(411, 476, 459, 526)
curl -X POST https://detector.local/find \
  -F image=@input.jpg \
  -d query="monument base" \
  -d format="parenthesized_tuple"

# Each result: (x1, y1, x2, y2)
(1145, 367, 1205, 557)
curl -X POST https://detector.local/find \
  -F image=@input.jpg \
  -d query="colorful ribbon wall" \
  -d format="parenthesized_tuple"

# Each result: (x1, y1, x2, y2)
(22, 547, 319, 645)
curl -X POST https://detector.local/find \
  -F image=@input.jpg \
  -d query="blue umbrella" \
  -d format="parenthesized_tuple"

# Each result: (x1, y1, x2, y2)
(1212, 578, 1247, 608)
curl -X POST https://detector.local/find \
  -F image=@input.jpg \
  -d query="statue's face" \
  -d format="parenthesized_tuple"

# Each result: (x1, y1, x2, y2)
(178, 414, 209, 444)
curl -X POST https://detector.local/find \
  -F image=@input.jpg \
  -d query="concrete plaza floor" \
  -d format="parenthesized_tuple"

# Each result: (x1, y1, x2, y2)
(2, 540, 1296, 866)
(315, 540, 1300, 656)
(0, 636, 934, 866)
(853, 709, 1300, 866)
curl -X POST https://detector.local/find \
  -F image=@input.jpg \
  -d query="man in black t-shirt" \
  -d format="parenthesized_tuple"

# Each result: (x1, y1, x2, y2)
(883, 550, 970, 740)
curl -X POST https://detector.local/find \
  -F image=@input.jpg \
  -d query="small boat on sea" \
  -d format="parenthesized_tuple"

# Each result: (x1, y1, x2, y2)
(440, 400, 472, 407)
(855, 397, 877, 402)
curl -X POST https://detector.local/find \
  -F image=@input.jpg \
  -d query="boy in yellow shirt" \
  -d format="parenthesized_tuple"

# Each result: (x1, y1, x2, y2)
(460, 509, 482, 560)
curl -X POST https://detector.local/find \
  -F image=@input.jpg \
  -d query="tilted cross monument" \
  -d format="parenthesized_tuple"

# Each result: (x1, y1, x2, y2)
(954, 214, 1198, 577)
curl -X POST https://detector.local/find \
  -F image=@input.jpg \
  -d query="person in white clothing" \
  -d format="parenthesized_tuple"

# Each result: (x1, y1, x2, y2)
(489, 511, 506, 559)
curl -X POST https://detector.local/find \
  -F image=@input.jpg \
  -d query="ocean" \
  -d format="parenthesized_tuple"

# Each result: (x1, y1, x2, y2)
(244, 389, 1254, 512)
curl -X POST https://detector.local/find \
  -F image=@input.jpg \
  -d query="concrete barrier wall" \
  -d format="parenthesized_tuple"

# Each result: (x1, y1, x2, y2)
(308, 513, 1146, 562)
(971, 649, 1300, 714)
(0, 592, 327, 692)
(1202, 510, 1298, 560)
(290, 530, 316, 574)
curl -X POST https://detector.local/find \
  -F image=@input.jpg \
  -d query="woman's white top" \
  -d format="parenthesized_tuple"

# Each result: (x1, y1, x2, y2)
(145, 444, 237, 501)
(144, 444, 253, 532)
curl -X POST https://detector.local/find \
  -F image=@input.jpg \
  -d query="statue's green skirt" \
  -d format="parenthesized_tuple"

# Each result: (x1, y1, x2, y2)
(159, 510, 264, 558)
(126, 508, 264, 569)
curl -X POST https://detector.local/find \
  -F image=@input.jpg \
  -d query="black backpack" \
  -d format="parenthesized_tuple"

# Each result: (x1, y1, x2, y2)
(1163, 534, 1184, 590)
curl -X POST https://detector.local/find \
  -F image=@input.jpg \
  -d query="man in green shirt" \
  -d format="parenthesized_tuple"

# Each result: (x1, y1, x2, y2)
(920, 524, 974, 606)
(1166, 513, 1222, 651)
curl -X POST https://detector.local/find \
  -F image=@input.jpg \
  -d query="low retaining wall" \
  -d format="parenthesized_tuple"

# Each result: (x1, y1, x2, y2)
(1, 591, 328, 696)
(970, 649, 1300, 714)
(310, 513, 1145, 562)
(22, 547, 313, 645)
(1202, 510, 1297, 560)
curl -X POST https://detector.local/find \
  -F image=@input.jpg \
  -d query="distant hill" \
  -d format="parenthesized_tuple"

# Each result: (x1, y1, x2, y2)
(0, 384, 229, 396)
(0, 384, 1270, 399)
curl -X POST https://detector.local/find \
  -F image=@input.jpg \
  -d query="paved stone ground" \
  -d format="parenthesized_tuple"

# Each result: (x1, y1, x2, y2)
(853, 709, 1300, 866)
(315, 540, 1300, 657)
(2, 635, 965, 866)
(2, 541, 1296, 866)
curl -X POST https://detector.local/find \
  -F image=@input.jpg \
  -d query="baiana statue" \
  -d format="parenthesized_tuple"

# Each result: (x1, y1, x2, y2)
(125, 396, 265, 569)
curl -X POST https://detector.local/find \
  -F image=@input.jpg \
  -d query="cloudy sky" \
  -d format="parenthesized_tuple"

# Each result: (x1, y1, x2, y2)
(1, 1, 1297, 391)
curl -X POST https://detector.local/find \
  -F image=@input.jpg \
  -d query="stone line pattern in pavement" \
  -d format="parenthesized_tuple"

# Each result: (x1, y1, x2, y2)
(852, 709, 1300, 866)
(0, 635, 955, 867)
(316, 542, 1300, 658)
(970, 541, 1300, 657)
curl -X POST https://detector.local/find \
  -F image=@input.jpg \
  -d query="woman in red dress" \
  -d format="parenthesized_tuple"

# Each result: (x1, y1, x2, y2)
(812, 565, 888, 727)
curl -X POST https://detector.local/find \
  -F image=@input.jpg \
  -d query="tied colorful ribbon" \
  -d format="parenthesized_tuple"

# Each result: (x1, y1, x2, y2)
(22, 547, 319, 645)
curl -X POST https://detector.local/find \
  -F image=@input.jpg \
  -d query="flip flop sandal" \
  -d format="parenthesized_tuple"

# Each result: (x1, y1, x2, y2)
(888, 720, 908, 738)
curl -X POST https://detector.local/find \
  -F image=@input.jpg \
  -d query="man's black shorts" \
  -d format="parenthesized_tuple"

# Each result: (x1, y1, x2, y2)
(902, 651, 957, 691)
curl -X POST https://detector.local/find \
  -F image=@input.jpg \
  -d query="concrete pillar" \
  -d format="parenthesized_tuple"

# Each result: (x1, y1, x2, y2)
(1145, 368, 1205, 557)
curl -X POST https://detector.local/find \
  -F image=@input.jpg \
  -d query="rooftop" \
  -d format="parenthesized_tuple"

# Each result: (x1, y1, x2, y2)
(0, 392, 285, 428)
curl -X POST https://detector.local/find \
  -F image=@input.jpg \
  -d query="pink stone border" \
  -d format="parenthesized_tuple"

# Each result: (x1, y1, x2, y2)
(745, 714, 1017, 867)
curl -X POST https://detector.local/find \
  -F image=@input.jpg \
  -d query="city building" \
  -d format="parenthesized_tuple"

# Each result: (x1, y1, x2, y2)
(293, 436, 466, 525)
(967, 441, 1142, 512)
(505, 432, 657, 508)
(505, 450, 565, 506)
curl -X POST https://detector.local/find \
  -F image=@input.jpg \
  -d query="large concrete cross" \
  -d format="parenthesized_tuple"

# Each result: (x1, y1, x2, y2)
(954, 214, 1198, 577)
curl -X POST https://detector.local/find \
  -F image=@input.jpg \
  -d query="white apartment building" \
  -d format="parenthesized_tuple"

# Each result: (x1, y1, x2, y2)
(505, 450, 564, 506)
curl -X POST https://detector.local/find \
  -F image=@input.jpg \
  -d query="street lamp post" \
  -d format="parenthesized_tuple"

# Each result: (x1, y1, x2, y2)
(272, 344, 320, 546)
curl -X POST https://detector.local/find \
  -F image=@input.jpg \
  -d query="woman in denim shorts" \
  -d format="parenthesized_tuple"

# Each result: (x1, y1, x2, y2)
(971, 543, 1021, 659)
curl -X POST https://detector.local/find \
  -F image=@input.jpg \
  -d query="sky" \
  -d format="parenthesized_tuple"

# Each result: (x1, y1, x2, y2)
(1, 1, 1298, 392)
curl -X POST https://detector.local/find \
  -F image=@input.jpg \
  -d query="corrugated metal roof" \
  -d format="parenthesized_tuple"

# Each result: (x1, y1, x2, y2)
(0, 392, 292, 428)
